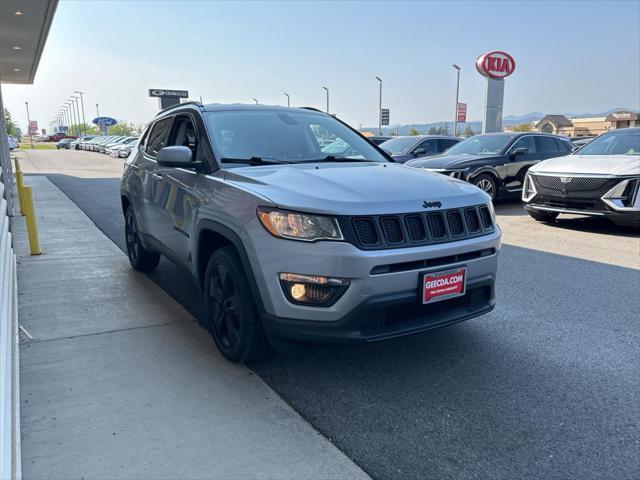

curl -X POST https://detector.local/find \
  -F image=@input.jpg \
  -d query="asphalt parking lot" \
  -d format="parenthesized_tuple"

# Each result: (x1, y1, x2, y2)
(21, 150, 640, 479)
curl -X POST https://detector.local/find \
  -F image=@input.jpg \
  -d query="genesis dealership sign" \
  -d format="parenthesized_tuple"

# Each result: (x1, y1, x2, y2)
(476, 51, 516, 133)
(149, 88, 189, 109)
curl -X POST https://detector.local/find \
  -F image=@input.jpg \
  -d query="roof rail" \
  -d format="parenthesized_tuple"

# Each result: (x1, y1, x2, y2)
(155, 100, 203, 117)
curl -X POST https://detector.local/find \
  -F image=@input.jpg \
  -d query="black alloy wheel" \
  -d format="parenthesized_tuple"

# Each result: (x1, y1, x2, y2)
(124, 207, 160, 271)
(204, 247, 270, 362)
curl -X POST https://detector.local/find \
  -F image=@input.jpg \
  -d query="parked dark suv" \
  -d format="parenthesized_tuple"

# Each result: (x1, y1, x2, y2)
(379, 135, 461, 163)
(406, 132, 574, 200)
(120, 103, 501, 362)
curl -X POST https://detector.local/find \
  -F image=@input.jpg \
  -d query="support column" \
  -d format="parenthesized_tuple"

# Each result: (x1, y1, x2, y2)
(482, 77, 504, 134)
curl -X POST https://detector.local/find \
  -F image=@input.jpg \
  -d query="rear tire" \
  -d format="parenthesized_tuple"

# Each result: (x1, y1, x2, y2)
(124, 207, 160, 271)
(527, 210, 559, 223)
(204, 247, 270, 362)
(472, 174, 498, 201)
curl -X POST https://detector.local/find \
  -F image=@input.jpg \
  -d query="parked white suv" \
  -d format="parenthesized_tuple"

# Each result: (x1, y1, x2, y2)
(523, 128, 640, 228)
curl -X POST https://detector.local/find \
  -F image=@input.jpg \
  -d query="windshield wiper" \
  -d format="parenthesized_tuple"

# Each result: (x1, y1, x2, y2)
(219, 157, 292, 165)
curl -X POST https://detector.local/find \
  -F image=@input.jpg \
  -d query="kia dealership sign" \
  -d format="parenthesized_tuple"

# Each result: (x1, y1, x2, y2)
(476, 51, 516, 133)
(475, 51, 516, 79)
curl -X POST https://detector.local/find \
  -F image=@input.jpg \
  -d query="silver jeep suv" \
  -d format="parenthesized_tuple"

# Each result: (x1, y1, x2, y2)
(120, 103, 501, 362)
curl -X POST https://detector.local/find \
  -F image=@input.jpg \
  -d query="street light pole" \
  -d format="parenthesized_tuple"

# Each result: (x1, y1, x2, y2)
(452, 64, 461, 137)
(96, 103, 100, 118)
(322, 86, 329, 114)
(63, 107, 70, 134)
(67, 101, 77, 136)
(74, 90, 87, 136)
(66, 101, 75, 136)
(25, 101, 33, 148)
(252, 98, 259, 104)
(284, 92, 290, 107)
(71, 96, 81, 137)
(375, 76, 382, 135)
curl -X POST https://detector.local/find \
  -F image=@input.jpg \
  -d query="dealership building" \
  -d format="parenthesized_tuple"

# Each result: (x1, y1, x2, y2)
(534, 110, 639, 137)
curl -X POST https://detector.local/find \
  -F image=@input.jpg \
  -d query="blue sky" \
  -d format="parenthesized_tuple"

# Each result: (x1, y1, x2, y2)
(3, 0, 639, 132)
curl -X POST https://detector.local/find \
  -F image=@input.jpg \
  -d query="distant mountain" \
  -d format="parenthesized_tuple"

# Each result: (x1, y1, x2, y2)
(503, 108, 638, 125)
(363, 108, 639, 134)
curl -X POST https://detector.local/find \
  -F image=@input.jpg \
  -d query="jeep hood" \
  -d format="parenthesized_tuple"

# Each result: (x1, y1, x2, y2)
(406, 154, 496, 169)
(530, 154, 640, 176)
(220, 162, 488, 215)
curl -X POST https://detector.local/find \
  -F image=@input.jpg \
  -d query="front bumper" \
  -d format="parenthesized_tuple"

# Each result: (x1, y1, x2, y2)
(242, 218, 501, 342)
(263, 275, 495, 343)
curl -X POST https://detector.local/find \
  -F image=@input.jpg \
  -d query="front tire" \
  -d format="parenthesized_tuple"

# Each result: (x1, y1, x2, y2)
(527, 210, 559, 223)
(124, 207, 160, 271)
(204, 247, 270, 362)
(472, 174, 498, 201)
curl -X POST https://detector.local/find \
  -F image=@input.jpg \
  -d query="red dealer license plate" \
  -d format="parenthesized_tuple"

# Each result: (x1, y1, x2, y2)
(422, 267, 466, 304)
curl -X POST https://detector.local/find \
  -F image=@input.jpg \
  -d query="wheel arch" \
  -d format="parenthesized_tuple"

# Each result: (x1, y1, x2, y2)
(194, 219, 266, 314)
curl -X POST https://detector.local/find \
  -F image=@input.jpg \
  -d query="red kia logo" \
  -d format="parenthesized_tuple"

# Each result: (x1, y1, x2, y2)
(476, 51, 516, 79)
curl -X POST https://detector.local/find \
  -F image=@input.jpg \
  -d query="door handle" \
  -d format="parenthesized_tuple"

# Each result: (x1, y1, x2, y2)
(151, 173, 163, 180)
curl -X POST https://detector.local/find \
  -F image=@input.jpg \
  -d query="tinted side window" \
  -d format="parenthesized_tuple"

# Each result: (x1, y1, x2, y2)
(555, 138, 571, 152)
(415, 139, 438, 154)
(535, 136, 560, 153)
(438, 139, 459, 151)
(145, 117, 173, 157)
(510, 136, 537, 153)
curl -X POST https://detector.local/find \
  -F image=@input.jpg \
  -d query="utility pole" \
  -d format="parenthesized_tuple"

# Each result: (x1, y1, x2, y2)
(74, 91, 87, 136)
(452, 64, 461, 137)
(25, 101, 33, 148)
(284, 92, 290, 107)
(322, 86, 329, 114)
(375, 76, 382, 135)
(96, 103, 100, 118)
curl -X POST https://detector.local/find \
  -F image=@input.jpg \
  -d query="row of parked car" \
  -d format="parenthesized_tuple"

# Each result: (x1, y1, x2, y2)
(57, 135, 139, 158)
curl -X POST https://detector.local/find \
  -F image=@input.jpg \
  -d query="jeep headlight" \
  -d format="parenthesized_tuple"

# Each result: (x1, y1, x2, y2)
(257, 207, 343, 241)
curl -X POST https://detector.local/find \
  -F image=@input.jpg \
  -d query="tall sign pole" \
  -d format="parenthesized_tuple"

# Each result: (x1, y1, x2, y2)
(476, 51, 516, 133)
(375, 76, 382, 135)
(452, 65, 461, 136)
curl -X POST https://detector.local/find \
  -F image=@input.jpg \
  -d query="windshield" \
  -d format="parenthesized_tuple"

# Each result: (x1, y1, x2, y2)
(205, 110, 388, 164)
(445, 134, 514, 155)
(379, 136, 419, 154)
(577, 129, 640, 155)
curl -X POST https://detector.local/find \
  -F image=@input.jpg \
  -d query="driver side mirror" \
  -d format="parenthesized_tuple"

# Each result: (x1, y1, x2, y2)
(157, 146, 193, 168)
(511, 147, 528, 157)
(571, 146, 580, 153)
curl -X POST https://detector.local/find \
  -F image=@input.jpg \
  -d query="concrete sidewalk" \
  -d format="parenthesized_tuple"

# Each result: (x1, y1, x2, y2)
(13, 175, 369, 479)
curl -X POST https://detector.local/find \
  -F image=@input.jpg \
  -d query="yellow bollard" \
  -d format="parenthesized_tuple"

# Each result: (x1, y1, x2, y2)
(22, 185, 41, 255)
(15, 170, 25, 216)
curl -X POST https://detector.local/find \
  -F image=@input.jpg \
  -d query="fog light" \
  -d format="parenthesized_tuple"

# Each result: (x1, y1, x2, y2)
(290, 283, 306, 300)
(279, 273, 350, 307)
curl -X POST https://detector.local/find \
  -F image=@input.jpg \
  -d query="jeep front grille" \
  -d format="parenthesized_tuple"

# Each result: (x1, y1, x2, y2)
(343, 205, 494, 250)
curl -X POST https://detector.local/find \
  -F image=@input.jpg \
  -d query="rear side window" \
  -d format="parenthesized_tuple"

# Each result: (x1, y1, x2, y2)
(555, 138, 572, 152)
(535, 136, 560, 153)
(438, 138, 459, 151)
(145, 117, 173, 157)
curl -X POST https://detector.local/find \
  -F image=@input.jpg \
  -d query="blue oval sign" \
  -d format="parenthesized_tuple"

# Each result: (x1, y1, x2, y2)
(92, 117, 117, 126)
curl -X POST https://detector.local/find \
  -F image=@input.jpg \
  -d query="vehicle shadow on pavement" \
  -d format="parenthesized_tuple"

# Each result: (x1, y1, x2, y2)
(45, 173, 640, 480)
